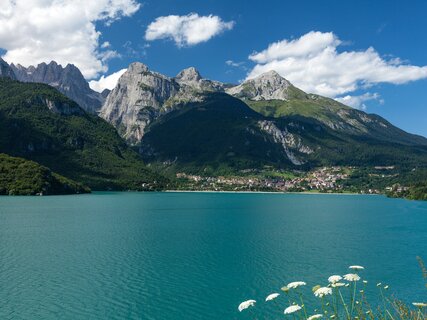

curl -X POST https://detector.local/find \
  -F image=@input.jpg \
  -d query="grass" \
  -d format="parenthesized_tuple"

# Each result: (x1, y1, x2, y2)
(245, 95, 349, 123)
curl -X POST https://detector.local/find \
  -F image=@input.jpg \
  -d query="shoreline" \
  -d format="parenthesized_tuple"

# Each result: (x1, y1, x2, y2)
(162, 189, 379, 196)
(0, 189, 381, 197)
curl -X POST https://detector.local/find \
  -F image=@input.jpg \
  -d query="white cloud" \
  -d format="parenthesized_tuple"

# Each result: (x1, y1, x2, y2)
(0, 0, 140, 79)
(247, 31, 427, 98)
(335, 93, 383, 110)
(226, 60, 244, 67)
(101, 41, 111, 49)
(89, 68, 127, 92)
(145, 13, 234, 47)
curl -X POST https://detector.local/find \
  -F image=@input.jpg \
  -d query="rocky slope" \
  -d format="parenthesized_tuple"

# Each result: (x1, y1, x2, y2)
(226, 70, 295, 100)
(100, 63, 225, 144)
(227, 72, 427, 146)
(140, 92, 427, 172)
(10, 61, 104, 113)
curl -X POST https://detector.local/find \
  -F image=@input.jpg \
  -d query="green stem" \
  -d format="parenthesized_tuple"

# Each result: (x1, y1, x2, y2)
(416, 309, 421, 320)
(386, 309, 396, 320)
(379, 287, 388, 319)
(338, 288, 350, 320)
(298, 292, 308, 319)
(350, 281, 357, 317)
(321, 297, 327, 316)
(333, 288, 339, 317)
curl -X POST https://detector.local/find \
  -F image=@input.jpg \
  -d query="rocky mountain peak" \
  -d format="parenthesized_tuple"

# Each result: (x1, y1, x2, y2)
(258, 70, 281, 78)
(226, 70, 293, 101)
(175, 67, 202, 82)
(0, 58, 16, 80)
(100, 62, 222, 144)
(10, 61, 104, 114)
(128, 62, 150, 74)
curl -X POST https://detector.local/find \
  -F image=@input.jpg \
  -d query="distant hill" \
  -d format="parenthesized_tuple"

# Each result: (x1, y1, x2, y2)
(0, 78, 167, 191)
(0, 153, 89, 195)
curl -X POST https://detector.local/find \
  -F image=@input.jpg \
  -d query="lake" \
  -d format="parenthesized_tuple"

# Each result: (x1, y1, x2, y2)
(0, 192, 426, 319)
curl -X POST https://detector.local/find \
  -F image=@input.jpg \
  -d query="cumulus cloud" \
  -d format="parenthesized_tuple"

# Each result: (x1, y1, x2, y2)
(247, 31, 427, 98)
(0, 0, 140, 79)
(89, 68, 127, 92)
(335, 93, 383, 110)
(145, 13, 234, 47)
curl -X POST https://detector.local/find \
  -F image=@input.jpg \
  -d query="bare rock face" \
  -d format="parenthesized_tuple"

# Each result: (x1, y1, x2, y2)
(100, 63, 225, 144)
(175, 67, 225, 92)
(226, 70, 292, 101)
(42, 98, 84, 116)
(0, 58, 16, 80)
(10, 61, 104, 114)
(175, 67, 202, 83)
(100, 62, 179, 143)
(258, 120, 313, 165)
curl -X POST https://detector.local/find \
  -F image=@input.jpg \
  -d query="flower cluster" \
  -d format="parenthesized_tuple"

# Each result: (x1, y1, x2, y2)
(237, 264, 426, 320)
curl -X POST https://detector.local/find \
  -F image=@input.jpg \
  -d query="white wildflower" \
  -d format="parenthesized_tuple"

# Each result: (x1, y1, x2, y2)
(284, 305, 302, 314)
(314, 287, 332, 298)
(281, 286, 290, 293)
(412, 302, 427, 308)
(238, 299, 256, 312)
(349, 265, 364, 270)
(332, 282, 345, 288)
(287, 281, 307, 289)
(343, 273, 360, 282)
(328, 275, 342, 284)
(307, 314, 323, 320)
(265, 293, 280, 302)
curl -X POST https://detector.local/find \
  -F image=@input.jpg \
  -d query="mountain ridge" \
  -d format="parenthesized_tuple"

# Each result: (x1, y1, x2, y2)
(99, 62, 427, 148)
(9, 61, 105, 114)
(1, 59, 426, 185)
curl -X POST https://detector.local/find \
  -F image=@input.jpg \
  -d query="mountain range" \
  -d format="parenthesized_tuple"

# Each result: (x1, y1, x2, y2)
(0, 58, 426, 194)
(99, 62, 427, 171)
(9, 60, 106, 114)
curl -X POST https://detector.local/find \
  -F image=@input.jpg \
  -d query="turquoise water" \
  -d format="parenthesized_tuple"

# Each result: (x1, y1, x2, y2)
(0, 192, 426, 319)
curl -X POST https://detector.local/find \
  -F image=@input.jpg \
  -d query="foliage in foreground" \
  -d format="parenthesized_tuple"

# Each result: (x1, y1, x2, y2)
(0, 153, 90, 195)
(238, 263, 427, 320)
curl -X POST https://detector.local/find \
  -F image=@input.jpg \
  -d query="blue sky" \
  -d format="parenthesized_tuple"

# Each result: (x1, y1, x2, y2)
(1, 0, 426, 137)
(97, 0, 427, 137)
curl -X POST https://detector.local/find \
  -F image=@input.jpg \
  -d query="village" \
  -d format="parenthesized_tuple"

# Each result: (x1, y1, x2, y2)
(175, 166, 352, 193)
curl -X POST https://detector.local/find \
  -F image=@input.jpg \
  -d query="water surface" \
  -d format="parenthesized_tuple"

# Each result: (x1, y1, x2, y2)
(0, 192, 426, 319)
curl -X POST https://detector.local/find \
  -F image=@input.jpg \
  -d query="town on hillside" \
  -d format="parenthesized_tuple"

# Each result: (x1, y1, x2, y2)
(174, 166, 406, 194)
